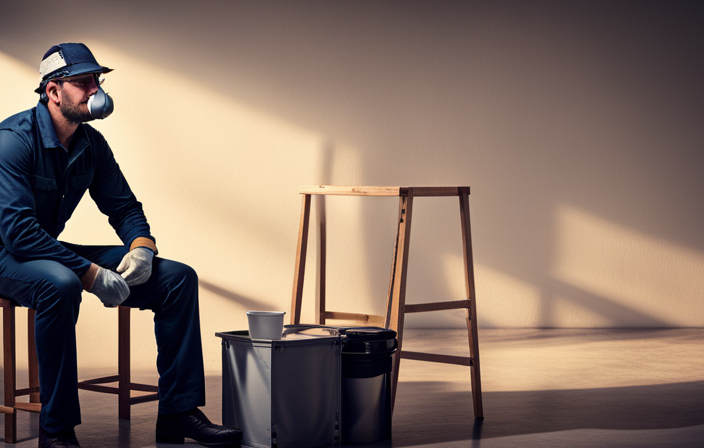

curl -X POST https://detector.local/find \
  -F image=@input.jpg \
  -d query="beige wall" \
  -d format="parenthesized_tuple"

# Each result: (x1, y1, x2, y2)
(1, 1, 702, 371)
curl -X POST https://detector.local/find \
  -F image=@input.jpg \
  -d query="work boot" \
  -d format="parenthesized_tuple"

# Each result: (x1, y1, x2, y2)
(38, 427, 81, 448)
(156, 408, 242, 448)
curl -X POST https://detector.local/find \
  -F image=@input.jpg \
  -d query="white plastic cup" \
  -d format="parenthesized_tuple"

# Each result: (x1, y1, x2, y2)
(246, 311, 286, 340)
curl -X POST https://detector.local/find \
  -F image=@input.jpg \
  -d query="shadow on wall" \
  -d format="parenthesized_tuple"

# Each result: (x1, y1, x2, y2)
(392, 380, 704, 446)
(199, 279, 272, 311)
(1, 1, 703, 329)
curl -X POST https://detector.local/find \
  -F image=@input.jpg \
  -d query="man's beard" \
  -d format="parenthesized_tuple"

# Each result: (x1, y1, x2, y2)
(60, 93, 93, 124)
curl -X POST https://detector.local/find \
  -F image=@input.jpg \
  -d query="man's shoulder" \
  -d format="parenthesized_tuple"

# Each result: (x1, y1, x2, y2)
(0, 108, 35, 150)
(0, 107, 35, 134)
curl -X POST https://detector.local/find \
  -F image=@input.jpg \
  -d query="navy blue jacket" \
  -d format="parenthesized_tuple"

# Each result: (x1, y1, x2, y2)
(0, 102, 155, 277)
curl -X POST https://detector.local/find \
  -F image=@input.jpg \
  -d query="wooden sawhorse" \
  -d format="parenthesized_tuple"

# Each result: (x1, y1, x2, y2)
(289, 185, 483, 420)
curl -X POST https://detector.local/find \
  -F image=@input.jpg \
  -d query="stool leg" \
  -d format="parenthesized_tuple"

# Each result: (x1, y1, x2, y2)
(4, 305, 17, 443)
(386, 192, 414, 414)
(459, 191, 484, 419)
(28, 309, 40, 404)
(118, 307, 131, 420)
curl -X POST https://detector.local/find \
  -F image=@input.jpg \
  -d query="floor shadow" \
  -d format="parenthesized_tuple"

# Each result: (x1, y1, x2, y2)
(2, 373, 702, 447)
(471, 327, 704, 347)
(391, 380, 704, 446)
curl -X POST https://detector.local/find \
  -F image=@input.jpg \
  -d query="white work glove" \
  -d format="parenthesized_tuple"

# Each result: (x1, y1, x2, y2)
(91, 267, 131, 307)
(116, 247, 154, 286)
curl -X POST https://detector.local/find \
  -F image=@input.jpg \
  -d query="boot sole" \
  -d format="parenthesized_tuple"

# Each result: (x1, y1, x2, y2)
(156, 431, 240, 448)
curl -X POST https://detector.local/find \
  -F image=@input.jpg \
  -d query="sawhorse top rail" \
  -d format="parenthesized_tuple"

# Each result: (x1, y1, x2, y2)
(299, 185, 470, 197)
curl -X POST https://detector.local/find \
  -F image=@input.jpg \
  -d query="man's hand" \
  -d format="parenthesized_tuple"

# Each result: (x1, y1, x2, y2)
(117, 247, 154, 286)
(91, 267, 130, 307)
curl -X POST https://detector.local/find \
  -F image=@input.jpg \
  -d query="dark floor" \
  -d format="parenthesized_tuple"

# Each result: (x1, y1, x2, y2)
(3, 328, 704, 447)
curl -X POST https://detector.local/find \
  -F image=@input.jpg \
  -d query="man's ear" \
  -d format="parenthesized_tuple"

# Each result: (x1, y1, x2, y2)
(46, 81, 62, 105)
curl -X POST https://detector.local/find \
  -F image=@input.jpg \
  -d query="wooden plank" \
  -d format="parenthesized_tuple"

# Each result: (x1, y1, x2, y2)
(0, 405, 14, 414)
(388, 194, 414, 333)
(409, 187, 467, 197)
(299, 185, 470, 197)
(119, 306, 131, 420)
(323, 312, 385, 326)
(290, 194, 312, 324)
(400, 350, 473, 366)
(76, 383, 119, 394)
(405, 300, 471, 313)
(3, 305, 16, 409)
(4, 302, 17, 443)
(384, 199, 402, 329)
(28, 309, 39, 403)
(77, 375, 120, 385)
(316, 195, 327, 325)
(130, 393, 159, 405)
(14, 386, 40, 396)
(129, 390, 158, 398)
(130, 383, 159, 393)
(299, 185, 402, 196)
(13, 402, 41, 413)
(3, 304, 16, 406)
(388, 193, 414, 413)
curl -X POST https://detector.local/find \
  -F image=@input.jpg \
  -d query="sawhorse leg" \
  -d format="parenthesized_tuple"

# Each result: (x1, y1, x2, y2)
(459, 190, 483, 419)
(385, 191, 414, 413)
(290, 194, 312, 324)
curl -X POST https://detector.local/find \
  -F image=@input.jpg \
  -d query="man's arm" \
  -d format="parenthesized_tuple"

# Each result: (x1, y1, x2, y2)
(86, 131, 157, 254)
(0, 129, 93, 276)
(0, 129, 131, 304)
(86, 130, 157, 286)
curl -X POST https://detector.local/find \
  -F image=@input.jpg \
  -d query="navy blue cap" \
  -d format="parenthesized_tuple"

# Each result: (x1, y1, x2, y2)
(35, 43, 113, 93)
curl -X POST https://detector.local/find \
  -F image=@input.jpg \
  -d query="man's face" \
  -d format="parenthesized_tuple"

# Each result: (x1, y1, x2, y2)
(53, 74, 102, 124)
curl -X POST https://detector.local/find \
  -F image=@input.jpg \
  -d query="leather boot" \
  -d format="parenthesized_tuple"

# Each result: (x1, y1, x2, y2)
(38, 427, 81, 448)
(156, 408, 242, 447)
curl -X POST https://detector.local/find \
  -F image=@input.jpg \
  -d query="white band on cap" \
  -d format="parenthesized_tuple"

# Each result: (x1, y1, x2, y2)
(39, 51, 67, 79)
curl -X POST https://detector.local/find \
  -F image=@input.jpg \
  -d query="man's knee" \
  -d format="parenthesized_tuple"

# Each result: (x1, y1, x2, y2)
(161, 259, 198, 290)
(34, 263, 83, 310)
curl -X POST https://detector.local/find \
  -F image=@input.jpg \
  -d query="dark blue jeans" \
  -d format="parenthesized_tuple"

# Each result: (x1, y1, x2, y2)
(0, 243, 206, 433)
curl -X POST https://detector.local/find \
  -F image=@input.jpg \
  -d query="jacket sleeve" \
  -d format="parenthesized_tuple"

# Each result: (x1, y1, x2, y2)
(87, 131, 157, 253)
(0, 130, 93, 275)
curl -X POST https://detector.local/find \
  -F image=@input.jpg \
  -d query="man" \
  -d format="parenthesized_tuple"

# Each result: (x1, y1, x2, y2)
(0, 43, 241, 448)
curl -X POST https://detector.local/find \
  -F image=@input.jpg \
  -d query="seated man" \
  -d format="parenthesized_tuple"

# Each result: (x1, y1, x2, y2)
(0, 43, 241, 448)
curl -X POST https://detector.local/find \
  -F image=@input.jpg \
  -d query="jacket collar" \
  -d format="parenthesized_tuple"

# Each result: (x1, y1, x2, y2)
(36, 101, 61, 149)
(35, 101, 90, 156)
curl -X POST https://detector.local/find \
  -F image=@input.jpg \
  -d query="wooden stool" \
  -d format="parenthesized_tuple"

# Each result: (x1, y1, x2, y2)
(1, 300, 158, 443)
(289, 186, 484, 420)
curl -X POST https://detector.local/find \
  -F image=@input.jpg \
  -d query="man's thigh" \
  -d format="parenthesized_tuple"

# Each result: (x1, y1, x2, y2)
(0, 248, 83, 308)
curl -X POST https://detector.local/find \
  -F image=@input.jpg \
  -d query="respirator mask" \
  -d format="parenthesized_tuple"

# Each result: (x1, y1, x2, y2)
(87, 86, 114, 120)
(39, 76, 115, 120)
